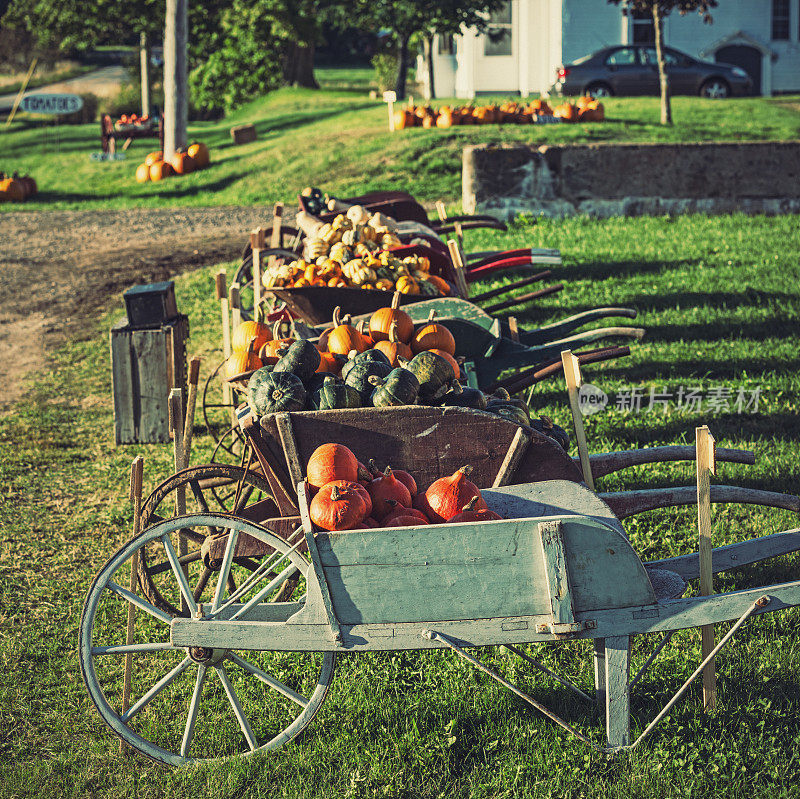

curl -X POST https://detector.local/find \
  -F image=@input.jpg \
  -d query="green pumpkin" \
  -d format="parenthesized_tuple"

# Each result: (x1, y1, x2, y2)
(310, 375, 362, 410)
(305, 372, 340, 394)
(487, 388, 530, 414)
(404, 351, 455, 401)
(442, 384, 487, 410)
(369, 368, 419, 407)
(340, 348, 391, 381)
(344, 360, 392, 402)
(273, 340, 321, 383)
(490, 404, 530, 427)
(247, 368, 307, 416)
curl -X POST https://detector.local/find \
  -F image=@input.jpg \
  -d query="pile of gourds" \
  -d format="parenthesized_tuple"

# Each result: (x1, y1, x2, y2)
(135, 142, 210, 183)
(305, 442, 502, 531)
(395, 96, 604, 129)
(114, 113, 157, 132)
(0, 172, 37, 203)
(263, 204, 451, 297)
(224, 296, 570, 450)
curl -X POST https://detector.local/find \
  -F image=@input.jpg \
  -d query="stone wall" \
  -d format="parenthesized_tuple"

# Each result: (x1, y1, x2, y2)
(462, 141, 800, 219)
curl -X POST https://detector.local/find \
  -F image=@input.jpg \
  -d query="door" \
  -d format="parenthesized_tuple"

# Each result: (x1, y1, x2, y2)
(716, 45, 761, 94)
(603, 47, 652, 95)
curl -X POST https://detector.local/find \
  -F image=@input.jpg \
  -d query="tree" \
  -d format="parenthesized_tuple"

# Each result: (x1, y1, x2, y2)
(607, 0, 717, 125)
(352, 0, 507, 100)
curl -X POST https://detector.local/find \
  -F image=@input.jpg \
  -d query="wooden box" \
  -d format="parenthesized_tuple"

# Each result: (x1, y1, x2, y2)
(230, 123, 257, 145)
(123, 281, 178, 328)
(110, 315, 189, 444)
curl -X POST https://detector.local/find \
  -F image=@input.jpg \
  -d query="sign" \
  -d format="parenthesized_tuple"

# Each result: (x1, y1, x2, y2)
(382, 91, 397, 103)
(20, 93, 83, 115)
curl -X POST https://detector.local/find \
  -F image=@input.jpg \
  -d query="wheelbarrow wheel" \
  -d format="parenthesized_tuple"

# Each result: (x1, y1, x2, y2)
(137, 463, 278, 617)
(80, 514, 335, 766)
(201, 358, 246, 457)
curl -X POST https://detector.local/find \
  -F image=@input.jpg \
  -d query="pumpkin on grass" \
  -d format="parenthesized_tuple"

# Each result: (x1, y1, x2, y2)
(149, 160, 173, 181)
(145, 151, 163, 166)
(310, 483, 367, 531)
(187, 141, 210, 168)
(170, 152, 196, 174)
(135, 163, 151, 183)
(306, 443, 360, 489)
(414, 465, 487, 523)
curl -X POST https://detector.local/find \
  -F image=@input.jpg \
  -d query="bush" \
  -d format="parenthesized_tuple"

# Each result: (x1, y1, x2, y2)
(371, 53, 397, 93)
(98, 83, 146, 119)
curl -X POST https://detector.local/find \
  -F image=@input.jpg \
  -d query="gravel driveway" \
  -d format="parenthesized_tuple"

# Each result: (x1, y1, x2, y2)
(0, 205, 282, 408)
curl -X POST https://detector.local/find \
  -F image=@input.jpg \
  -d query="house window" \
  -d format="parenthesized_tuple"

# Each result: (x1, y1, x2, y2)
(772, 0, 790, 40)
(438, 34, 455, 56)
(631, 9, 655, 44)
(484, 2, 512, 56)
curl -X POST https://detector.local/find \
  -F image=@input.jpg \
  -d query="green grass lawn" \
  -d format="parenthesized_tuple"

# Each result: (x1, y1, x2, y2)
(1, 214, 799, 797)
(2, 87, 799, 212)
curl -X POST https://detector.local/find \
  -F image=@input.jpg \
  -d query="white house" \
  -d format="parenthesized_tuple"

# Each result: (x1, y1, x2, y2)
(419, 0, 800, 98)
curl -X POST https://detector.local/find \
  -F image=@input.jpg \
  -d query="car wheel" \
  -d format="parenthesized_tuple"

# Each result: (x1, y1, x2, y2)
(585, 83, 613, 99)
(700, 78, 730, 99)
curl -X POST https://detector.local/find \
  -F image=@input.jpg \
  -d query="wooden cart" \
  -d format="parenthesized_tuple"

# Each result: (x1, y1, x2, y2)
(79, 433, 800, 764)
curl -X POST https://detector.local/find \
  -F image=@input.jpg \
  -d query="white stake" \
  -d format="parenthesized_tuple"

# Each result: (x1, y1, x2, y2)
(696, 424, 717, 710)
(561, 350, 594, 489)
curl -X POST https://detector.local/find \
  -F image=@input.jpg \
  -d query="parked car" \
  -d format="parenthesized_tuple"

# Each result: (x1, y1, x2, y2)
(550, 45, 753, 99)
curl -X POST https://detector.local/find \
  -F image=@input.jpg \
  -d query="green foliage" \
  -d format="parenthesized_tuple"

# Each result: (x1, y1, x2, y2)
(189, 0, 282, 114)
(371, 53, 397, 92)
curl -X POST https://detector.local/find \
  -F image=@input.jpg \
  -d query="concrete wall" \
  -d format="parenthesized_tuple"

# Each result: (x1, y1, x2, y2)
(463, 141, 800, 218)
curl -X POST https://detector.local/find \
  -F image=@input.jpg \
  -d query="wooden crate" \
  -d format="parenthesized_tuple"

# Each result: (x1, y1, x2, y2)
(230, 123, 256, 144)
(110, 315, 189, 444)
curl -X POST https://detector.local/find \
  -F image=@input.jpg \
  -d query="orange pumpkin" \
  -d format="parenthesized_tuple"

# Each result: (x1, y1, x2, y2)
(436, 107, 454, 128)
(576, 95, 594, 110)
(223, 346, 262, 379)
(553, 103, 579, 123)
(393, 109, 416, 130)
(135, 163, 151, 183)
(424, 274, 451, 297)
(372, 321, 413, 366)
(316, 351, 343, 374)
(232, 320, 272, 352)
(306, 443, 359, 489)
(0, 177, 25, 202)
(170, 152, 196, 174)
(187, 142, 210, 168)
(149, 160, 173, 181)
(428, 348, 461, 379)
(327, 306, 369, 355)
(309, 483, 367, 531)
(368, 292, 414, 344)
(411, 311, 456, 356)
(145, 151, 163, 166)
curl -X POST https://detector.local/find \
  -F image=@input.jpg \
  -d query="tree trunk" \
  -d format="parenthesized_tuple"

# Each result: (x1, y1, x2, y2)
(282, 42, 319, 88)
(139, 31, 150, 117)
(395, 35, 410, 100)
(652, 4, 672, 126)
(425, 34, 435, 100)
(163, 0, 188, 159)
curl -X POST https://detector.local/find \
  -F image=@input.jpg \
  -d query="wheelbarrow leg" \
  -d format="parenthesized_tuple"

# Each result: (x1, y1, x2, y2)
(593, 639, 606, 705)
(604, 636, 631, 748)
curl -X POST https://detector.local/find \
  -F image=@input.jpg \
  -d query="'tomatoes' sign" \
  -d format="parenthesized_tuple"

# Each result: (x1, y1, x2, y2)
(20, 93, 84, 115)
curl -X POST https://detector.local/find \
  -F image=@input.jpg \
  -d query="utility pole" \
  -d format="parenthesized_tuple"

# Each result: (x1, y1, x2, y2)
(163, 0, 188, 159)
(139, 32, 151, 117)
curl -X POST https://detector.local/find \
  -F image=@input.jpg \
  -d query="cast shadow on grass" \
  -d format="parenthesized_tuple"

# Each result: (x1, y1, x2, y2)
(251, 103, 378, 138)
(549, 258, 702, 283)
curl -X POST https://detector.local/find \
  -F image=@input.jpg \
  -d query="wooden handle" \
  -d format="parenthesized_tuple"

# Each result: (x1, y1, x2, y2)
(435, 200, 447, 222)
(697, 424, 717, 710)
(215, 270, 227, 300)
(470, 271, 552, 303)
(482, 284, 563, 314)
(188, 356, 201, 386)
(250, 227, 265, 250)
(561, 350, 594, 490)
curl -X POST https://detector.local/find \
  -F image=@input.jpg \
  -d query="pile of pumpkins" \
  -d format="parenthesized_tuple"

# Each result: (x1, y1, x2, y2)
(115, 113, 156, 132)
(395, 96, 604, 129)
(264, 204, 451, 297)
(223, 295, 570, 450)
(135, 142, 210, 183)
(305, 442, 502, 532)
(0, 172, 37, 203)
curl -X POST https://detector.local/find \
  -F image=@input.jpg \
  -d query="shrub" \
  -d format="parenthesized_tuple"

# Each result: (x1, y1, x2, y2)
(371, 53, 397, 93)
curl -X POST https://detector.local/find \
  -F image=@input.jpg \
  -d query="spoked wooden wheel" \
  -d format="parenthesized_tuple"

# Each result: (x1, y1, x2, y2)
(80, 514, 335, 766)
(137, 464, 277, 617)
(235, 237, 302, 322)
(201, 359, 245, 458)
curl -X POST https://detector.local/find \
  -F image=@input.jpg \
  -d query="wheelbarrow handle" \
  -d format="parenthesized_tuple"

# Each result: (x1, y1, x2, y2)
(466, 248, 533, 265)
(470, 271, 552, 303)
(587, 445, 755, 480)
(519, 307, 638, 345)
(482, 284, 563, 314)
(435, 218, 508, 234)
(465, 256, 535, 280)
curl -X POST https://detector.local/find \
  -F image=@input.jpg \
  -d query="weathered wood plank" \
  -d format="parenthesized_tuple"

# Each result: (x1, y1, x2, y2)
(538, 520, 576, 628)
(110, 320, 136, 444)
(136, 328, 170, 443)
(492, 428, 530, 487)
(604, 636, 630, 747)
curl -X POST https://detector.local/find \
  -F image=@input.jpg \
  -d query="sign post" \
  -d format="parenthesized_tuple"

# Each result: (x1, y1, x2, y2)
(383, 90, 397, 132)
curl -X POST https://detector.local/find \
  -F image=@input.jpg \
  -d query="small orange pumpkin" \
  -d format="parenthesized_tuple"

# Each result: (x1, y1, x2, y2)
(368, 292, 414, 344)
(232, 320, 272, 352)
(223, 339, 262, 379)
(309, 483, 367, 531)
(306, 443, 360, 489)
(145, 151, 163, 166)
(373, 321, 413, 367)
(327, 307, 369, 355)
(170, 152, 196, 174)
(424, 274, 451, 297)
(316, 351, 342, 374)
(187, 142, 210, 168)
(411, 310, 456, 356)
(135, 163, 151, 183)
(149, 160, 173, 181)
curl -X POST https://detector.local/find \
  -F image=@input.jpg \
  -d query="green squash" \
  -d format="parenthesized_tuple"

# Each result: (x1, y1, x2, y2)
(273, 340, 321, 383)
(247, 368, 307, 416)
(404, 351, 455, 401)
(344, 360, 392, 402)
(441, 383, 487, 410)
(369, 368, 419, 407)
(341, 348, 391, 381)
(490, 404, 530, 427)
(487, 388, 530, 414)
(305, 372, 340, 394)
(310, 375, 362, 410)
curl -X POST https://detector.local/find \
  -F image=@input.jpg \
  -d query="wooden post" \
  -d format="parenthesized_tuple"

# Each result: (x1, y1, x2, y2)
(182, 356, 201, 468)
(453, 220, 464, 256)
(383, 90, 397, 131)
(508, 316, 520, 343)
(163, 0, 188, 160)
(216, 270, 231, 410)
(446, 239, 470, 300)
(230, 283, 241, 332)
(4, 57, 36, 128)
(120, 455, 144, 754)
(435, 201, 447, 222)
(697, 424, 717, 710)
(139, 32, 150, 116)
(561, 350, 594, 490)
(250, 228, 265, 323)
(169, 388, 189, 613)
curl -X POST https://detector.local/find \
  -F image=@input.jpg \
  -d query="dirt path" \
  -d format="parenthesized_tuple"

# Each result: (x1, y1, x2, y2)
(0, 205, 280, 408)
(0, 65, 126, 111)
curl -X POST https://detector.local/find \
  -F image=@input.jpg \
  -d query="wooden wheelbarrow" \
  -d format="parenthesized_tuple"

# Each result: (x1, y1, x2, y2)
(80, 461, 800, 764)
